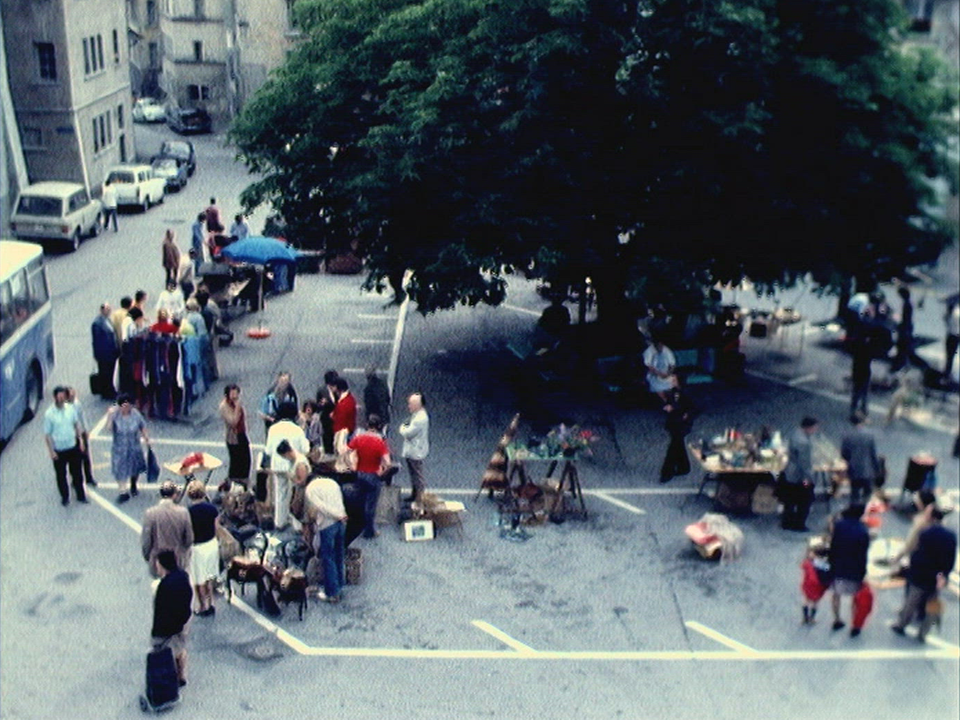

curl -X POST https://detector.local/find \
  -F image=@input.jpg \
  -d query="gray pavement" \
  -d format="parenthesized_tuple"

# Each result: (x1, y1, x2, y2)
(1, 125, 958, 719)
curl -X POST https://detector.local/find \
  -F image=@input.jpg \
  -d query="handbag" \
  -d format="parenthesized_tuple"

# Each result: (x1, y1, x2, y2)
(146, 447, 161, 483)
(89, 372, 102, 396)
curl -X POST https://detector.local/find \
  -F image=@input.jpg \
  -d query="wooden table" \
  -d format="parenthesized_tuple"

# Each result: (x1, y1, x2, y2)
(689, 445, 786, 514)
(501, 445, 588, 520)
(163, 452, 223, 487)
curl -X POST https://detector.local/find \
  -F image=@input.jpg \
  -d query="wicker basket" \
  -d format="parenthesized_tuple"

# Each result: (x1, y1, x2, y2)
(346, 547, 363, 585)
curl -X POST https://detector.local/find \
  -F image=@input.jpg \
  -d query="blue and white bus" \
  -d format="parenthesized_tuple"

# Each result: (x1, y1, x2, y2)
(0, 240, 55, 444)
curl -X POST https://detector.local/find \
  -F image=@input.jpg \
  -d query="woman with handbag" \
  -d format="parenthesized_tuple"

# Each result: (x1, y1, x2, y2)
(109, 393, 150, 504)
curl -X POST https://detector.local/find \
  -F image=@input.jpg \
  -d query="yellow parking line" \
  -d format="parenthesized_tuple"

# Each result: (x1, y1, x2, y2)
(472, 620, 538, 655)
(87, 488, 142, 533)
(91, 484, 959, 663)
(685, 621, 759, 656)
(590, 491, 646, 515)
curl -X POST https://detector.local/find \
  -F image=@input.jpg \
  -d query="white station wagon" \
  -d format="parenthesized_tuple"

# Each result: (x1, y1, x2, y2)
(104, 164, 166, 212)
(9, 182, 103, 252)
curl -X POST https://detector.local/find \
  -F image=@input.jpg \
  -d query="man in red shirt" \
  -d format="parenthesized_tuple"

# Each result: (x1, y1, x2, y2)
(331, 377, 357, 437)
(347, 414, 391, 539)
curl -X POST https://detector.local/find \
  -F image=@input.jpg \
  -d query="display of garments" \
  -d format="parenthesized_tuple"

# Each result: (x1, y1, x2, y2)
(119, 333, 212, 418)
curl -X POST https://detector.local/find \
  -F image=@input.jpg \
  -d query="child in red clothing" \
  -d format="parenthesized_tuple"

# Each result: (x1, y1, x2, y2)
(801, 539, 832, 624)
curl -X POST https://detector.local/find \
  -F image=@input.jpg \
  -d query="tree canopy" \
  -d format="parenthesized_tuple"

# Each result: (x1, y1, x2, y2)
(231, 0, 957, 321)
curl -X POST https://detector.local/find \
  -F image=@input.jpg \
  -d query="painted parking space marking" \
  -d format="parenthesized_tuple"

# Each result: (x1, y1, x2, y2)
(685, 621, 759, 656)
(87, 488, 142, 533)
(501, 303, 542, 318)
(472, 621, 538, 655)
(356, 313, 395, 320)
(590, 491, 646, 515)
(88, 483, 959, 662)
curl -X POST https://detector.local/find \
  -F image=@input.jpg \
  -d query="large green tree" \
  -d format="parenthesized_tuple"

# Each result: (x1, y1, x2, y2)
(231, 0, 956, 324)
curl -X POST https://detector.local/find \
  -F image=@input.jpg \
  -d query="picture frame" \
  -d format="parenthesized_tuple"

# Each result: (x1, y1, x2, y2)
(402, 519, 435, 542)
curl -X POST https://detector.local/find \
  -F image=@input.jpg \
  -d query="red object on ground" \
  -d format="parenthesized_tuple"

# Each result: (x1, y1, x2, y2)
(852, 583, 874, 630)
(247, 327, 272, 339)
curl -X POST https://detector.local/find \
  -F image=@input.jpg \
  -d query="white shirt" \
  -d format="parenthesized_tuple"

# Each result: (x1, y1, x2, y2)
(399, 408, 429, 460)
(155, 288, 185, 319)
(305, 477, 346, 531)
(102, 185, 117, 210)
(643, 345, 676, 393)
(266, 420, 309, 474)
(229, 220, 250, 241)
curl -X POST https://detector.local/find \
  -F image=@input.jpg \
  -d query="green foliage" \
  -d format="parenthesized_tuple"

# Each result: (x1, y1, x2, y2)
(231, 0, 956, 318)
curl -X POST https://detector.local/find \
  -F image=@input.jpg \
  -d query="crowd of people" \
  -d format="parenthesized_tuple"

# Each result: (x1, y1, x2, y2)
(45, 237, 958, 694)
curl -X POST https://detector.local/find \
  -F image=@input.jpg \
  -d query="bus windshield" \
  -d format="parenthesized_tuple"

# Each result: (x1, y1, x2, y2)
(0, 240, 55, 443)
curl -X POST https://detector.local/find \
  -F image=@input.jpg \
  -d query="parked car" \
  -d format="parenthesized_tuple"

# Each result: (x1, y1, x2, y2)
(132, 97, 166, 123)
(157, 139, 196, 177)
(9, 182, 102, 252)
(166, 107, 212, 135)
(104, 164, 166, 212)
(150, 157, 188, 191)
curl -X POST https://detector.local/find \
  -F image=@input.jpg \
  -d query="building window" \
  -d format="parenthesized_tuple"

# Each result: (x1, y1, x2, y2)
(117, 104, 124, 129)
(194, 0, 204, 18)
(22, 127, 43, 149)
(83, 35, 105, 75)
(186, 84, 210, 101)
(92, 112, 112, 153)
(146, 0, 157, 26)
(193, 41, 203, 62)
(112, 29, 120, 64)
(286, 0, 300, 30)
(148, 42, 159, 68)
(35, 42, 57, 81)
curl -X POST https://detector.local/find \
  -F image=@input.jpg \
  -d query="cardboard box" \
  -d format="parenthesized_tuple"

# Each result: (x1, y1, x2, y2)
(402, 519, 435, 542)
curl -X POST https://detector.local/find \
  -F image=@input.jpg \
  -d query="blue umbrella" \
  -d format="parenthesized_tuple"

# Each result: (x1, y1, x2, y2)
(220, 235, 299, 265)
(219, 236, 299, 338)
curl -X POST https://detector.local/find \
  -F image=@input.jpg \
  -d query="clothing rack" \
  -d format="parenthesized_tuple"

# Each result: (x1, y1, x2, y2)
(118, 332, 215, 418)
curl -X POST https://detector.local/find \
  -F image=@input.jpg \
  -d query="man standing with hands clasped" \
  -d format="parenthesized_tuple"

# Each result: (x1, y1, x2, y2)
(399, 392, 429, 502)
(779, 417, 819, 531)
(91, 302, 119, 399)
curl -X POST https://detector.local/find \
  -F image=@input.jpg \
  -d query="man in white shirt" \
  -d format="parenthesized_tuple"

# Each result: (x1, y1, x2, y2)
(643, 337, 676, 402)
(229, 214, 250, 241)
(155, 281, 186, 321)
(102, 181, 118, 232)
(398, 392, 429, 502)
(304, 474, 347, 603)
(265, 402, 309, 530)
(276, 439, 311, 530)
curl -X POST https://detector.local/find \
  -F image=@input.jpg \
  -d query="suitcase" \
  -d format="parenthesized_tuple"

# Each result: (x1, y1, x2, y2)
(139, 640, 180, 713)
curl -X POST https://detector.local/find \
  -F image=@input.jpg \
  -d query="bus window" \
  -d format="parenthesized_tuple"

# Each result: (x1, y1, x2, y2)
(8, 270, 31, 328)
(26, 260, 49, 311)
(0, 281, 13, 345)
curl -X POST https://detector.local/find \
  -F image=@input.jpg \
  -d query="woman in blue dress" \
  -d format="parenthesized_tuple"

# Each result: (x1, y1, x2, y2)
(108, 393, 150, 503)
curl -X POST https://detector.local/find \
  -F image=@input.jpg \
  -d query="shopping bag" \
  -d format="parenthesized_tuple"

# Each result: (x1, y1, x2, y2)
(852, 583, 874, 630)
(146, 447, 161, 483)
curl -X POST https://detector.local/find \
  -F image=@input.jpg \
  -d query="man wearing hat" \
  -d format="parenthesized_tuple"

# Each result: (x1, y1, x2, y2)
(141, 481, 194, 577)
(779, 417, 819, 531)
